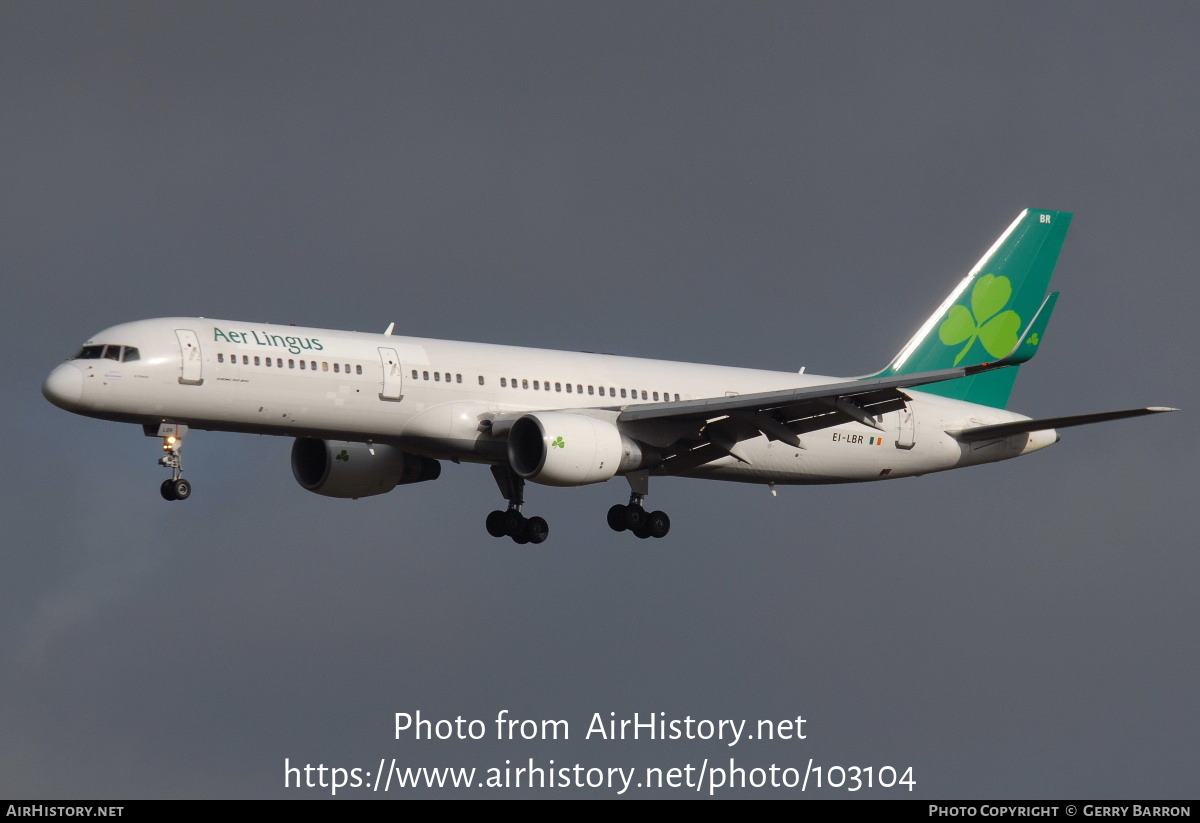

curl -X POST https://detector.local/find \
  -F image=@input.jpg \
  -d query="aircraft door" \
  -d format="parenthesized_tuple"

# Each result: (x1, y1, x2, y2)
(175, 329, 204, 385)
(378, 347, 403, 401)
(896, 402, 916, 449)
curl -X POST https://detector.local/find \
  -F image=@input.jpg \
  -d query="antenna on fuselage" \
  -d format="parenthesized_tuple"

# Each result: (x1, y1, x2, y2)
(384, 322, 395, 336)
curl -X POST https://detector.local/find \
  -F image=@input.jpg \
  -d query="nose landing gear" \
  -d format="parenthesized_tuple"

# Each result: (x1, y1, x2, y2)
(147, 423, 192, 501)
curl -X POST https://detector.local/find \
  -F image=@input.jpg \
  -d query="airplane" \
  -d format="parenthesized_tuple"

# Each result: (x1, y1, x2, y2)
(42, 209, 1175, 544)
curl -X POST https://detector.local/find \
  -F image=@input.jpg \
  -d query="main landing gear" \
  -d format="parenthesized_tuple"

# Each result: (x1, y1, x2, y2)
(607, 496, 670, 539)
(607, 471, 670, 539)
(485, 466, 549, 544)
(148, 423, 193, 502)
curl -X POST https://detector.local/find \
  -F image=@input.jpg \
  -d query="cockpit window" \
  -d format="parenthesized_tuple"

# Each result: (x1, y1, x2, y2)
(74, 344, 140, 362)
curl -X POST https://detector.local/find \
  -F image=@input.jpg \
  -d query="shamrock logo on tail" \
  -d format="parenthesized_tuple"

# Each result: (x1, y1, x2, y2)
(551, 436, 566, 449)
(335, 450, 350, 462)
(938, 274, 1022, 365)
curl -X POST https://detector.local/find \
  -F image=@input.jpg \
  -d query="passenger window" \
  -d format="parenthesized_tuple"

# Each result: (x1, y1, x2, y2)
(501, 377, 507, 387)
(434, 372, 440, 381)
(456, 374, 462, 383)
(653, 392, 659, 401)
(478, 376, 485, 385)
(310, 361, 316, 370)
(522, 379, 529, 389)
(243, 356, 250, 365)
(254, 356, 261, 366)
(300, 360, 306, 370)
(217, 353, 224, 364)
(588, 385, 594, 395)
(423, 370, 429, 380)
(674, 393, 680, 401)
(356, 365, 362, 375)
(555, 382, 561, 392)
(641, 390, 647, 400)
(620, 389, 627, 398)
(266, 358, 273, 368)
(598, 387, 605, 396)
(412, 369, 418, 379)
(289, 359, 295, 368)
(533, 380, 540, 390)
(444, 372, 450, 382)
(566, 384, 572, 393)
(333, 363, 339, 373)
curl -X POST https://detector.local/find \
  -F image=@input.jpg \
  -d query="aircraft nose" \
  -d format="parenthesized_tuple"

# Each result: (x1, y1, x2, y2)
(43, 363, 84, 409)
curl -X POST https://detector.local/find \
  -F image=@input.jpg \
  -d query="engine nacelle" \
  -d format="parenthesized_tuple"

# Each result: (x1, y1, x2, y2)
(507, 412, 655, 487)
(291, 438, 441, 498)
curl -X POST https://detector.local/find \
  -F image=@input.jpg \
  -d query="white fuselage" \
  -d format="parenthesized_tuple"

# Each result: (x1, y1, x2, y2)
(43, 317, 1057, 486)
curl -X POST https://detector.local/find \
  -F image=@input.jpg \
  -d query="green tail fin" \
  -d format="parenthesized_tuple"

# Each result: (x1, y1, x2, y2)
(870, 208, 1072, 408)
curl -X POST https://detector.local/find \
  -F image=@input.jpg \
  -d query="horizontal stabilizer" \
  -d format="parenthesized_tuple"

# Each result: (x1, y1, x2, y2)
(948, 407, 1177, 442)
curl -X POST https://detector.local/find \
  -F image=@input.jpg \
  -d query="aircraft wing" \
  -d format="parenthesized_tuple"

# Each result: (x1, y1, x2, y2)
(612, 292, 1061, 468)
(490, 292, 1084, 470)
(613, 364, 993, 469)
(485, 362, 1007, 462)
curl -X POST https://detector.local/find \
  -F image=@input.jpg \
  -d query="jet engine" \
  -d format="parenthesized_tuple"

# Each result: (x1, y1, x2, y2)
(507, 412, 656, 487)
(291, 438, 441, 498)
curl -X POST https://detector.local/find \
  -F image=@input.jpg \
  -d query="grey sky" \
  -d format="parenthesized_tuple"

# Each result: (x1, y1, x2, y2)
(2, 2, 1195, 798)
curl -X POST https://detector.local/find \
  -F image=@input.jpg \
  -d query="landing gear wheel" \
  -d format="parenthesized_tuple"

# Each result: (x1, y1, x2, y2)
(485, 510, 507, 538)
(632, 521, 652, 539)
(171, 478, 192, 500)
(526, 516, 549, 545)
(502, 509, 525, 537)
(624, 504, 646, 531)
(511, 519, 531, 545)
(607, 504, 629, 532)
(646, 510, 670, 539)
(160, 478, 178, 501)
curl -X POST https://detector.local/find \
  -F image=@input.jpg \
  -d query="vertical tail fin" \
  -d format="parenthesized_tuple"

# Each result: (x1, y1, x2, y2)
(870, 208, 1072, 408)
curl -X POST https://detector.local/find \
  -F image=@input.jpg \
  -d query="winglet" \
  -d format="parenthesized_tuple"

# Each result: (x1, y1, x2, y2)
(964, 291, 1058, 375)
